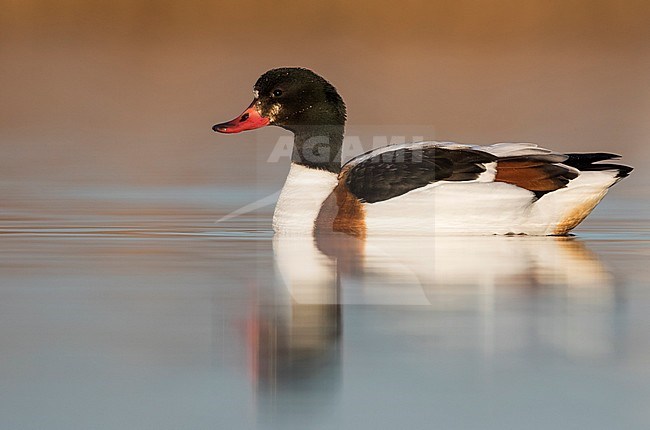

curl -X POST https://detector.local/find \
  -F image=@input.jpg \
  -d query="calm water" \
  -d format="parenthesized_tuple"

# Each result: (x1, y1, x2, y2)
(1, 186, 650, 430)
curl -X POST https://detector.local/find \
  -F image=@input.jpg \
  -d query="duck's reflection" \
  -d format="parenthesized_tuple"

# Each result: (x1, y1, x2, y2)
(246, 234, 342, 400)
(248, 296, 341, 394)
(248, 232, 619, 402)
(276, 233, 616, 306)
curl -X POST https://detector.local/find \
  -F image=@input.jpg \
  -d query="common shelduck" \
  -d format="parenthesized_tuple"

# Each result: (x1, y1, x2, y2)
(213, 68, 632, 236)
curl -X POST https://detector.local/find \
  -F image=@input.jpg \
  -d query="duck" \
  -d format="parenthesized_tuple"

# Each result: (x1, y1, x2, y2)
(213, 67, 632, 237)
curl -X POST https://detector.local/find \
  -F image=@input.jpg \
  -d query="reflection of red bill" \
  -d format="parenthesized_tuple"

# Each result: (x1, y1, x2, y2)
(212, 100, 270, 133)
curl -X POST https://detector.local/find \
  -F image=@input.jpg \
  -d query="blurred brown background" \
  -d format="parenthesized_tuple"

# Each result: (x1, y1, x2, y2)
(1, 0, 649, 196)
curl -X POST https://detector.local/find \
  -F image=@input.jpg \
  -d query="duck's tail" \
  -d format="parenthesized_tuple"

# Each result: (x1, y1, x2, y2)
(563, 152, 634, 180)
(531, 153, 632, 235)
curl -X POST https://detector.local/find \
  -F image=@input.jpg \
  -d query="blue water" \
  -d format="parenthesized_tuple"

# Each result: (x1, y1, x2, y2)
(1, 187, 649, 430)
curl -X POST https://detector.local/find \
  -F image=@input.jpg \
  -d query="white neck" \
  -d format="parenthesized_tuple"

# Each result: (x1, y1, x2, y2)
(272, 163, 338, 235)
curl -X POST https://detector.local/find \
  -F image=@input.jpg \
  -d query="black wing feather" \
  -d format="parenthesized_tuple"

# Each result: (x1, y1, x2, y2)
(344, 146, 496, 203)
(564, 152, 633, 178)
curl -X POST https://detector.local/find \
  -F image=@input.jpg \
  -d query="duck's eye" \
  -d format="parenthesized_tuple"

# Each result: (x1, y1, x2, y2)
(272, 89, 283, 97)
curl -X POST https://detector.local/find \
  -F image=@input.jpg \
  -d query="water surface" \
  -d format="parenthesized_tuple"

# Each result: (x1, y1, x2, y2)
(1, 188, 649, 430)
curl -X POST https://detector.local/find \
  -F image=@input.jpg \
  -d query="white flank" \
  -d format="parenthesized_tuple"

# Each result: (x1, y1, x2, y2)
(364, 181, 534, 235)
(363, 169, 621, 235)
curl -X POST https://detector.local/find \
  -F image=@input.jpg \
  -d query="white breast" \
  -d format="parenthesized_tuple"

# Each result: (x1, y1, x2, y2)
(272, 163, 338, 235)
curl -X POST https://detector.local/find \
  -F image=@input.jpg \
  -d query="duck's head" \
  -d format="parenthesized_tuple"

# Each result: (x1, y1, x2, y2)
(213, 67, 346, 134)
